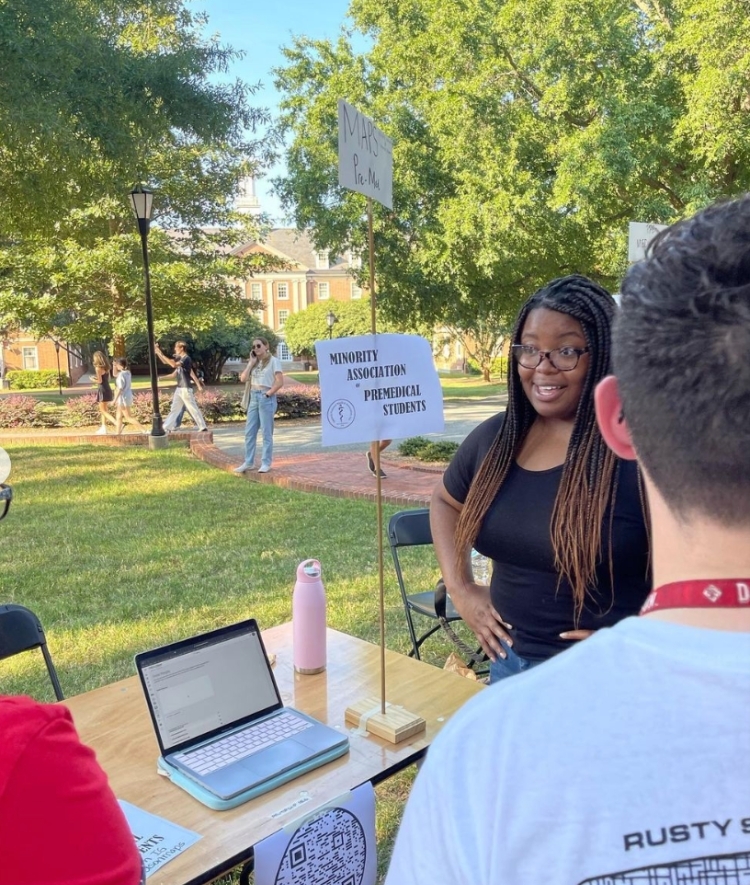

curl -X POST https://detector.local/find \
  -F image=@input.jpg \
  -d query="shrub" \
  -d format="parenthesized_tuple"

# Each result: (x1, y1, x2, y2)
(398, 436, 433, 457)
(219, 371, 240, 384)
(418, 441, 459, 461)
(58, 394, 101, 427)
(6, 369, 69, 390)
(0, 395, 43, 428)
(275, 386, 321, 419)
(399, 436, 458, 462)
(192, 390, 238, 424)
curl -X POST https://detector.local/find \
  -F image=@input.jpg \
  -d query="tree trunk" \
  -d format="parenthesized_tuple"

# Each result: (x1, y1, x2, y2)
(112, 334, 126, 358)
(483, 366, 491, 382)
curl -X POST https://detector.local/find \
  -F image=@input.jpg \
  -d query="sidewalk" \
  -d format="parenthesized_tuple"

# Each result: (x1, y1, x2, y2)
(192, 435, 442, 506)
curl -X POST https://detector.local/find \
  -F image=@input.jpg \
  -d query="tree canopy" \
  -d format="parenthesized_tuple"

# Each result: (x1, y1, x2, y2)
(273, 0, 750, 343)
(0, 0, 275, 350)
(283, 299, 400, 358)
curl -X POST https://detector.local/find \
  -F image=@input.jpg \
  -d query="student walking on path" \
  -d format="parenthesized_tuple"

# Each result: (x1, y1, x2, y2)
(112, 359, 145, 435)
(234, 337, 284, 474)
(92, 351, 118, 435)
(154, 341, 208, 432)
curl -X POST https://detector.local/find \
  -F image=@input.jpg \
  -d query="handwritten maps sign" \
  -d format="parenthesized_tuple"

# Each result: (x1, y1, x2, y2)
(317, 334, 444, 446)
(338, 100, 393, 210)
(628, 221, 667, 263)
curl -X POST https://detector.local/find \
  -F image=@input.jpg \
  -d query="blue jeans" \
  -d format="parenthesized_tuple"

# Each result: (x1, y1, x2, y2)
(489, 645, 543, 683)
(244, 390, 277, 468)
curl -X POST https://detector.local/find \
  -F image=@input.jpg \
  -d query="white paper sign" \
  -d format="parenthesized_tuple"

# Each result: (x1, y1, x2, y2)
(254, 783, 377, 885)
(316, 333, 444, 446)
(338, 100, 394, 210)
(628, 221, 667, 262)
(119, 800, 201, 879)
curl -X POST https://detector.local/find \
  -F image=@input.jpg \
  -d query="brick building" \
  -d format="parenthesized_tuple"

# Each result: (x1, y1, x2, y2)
(0, 333, 85, 387)
(233, 229, 363, 362)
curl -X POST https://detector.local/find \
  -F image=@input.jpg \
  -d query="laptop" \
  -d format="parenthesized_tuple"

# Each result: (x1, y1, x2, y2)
(135, 619, 349, 803)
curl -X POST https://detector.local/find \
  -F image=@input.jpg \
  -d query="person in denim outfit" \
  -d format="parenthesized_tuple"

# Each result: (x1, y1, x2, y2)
(234, 337, 284, 474)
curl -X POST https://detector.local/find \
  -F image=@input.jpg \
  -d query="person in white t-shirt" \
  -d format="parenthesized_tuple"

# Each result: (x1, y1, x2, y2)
(386, 196, 750, 885)
(234, 336, 284, 474)
(112, 359, 145, 435)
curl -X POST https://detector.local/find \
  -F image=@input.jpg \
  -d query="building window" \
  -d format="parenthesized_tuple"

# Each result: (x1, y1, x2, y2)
(278, 309, 289, 328)
(318, 282, 330, 300)
(22, 347, 38, 370)
(277, 282, 289, 300)
(316, 251, 329, 270)
(276, 340, 291, 361)
(250, 282, 262, 301)
(351, 282, 363, 300)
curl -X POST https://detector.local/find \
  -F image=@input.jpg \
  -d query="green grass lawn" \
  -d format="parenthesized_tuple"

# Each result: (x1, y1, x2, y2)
(0, 443, 477, 881)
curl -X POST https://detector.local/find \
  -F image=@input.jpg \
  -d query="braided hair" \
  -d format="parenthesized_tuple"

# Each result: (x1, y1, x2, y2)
(455, 274, 625, 620)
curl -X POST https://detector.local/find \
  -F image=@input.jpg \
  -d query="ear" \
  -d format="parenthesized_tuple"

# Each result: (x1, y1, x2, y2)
(594, 375, 637, 461)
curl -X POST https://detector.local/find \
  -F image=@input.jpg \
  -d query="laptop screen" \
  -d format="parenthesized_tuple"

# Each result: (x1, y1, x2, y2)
(138, 621, 281, 753)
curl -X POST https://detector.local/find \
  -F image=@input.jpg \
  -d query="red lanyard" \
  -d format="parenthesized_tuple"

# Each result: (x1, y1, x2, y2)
(641, 580, 750, 614)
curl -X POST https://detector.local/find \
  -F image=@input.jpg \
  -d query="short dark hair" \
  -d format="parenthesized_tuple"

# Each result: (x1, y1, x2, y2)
(616, 195, 750, 524)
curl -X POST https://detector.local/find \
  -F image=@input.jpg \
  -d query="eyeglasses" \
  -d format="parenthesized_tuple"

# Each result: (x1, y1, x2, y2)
(252, 344, 263, 351)
(511, 344, 590, 371)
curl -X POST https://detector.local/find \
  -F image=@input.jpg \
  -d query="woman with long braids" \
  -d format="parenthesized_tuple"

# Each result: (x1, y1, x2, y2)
(430, 275, 650, 682)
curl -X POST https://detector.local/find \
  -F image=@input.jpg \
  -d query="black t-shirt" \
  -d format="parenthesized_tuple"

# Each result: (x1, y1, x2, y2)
(443, 412, 651, 662)
(175, 355, 194, 388)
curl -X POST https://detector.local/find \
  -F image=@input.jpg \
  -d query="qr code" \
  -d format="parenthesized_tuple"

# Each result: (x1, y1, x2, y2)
(274, 807, 367, 885)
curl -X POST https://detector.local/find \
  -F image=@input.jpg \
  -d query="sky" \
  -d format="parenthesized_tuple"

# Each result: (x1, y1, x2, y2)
(188, 0, 355, 223)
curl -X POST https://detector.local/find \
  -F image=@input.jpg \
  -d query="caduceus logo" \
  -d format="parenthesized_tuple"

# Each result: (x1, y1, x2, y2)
(0, 446, 11, 484)
(327, 399, 356, 429)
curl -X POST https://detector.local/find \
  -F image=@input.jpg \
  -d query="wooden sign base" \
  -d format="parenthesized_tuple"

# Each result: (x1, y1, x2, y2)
(345, 696, 426, 744)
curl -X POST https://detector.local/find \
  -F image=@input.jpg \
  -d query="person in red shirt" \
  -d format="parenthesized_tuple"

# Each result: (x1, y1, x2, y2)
(0, 695, 143, 885)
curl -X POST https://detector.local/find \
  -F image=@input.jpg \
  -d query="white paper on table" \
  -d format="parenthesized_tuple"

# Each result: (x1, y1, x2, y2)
(316, 333, 444, 446)
(119, 800, 202, 879)
(254, 782, 377, 885)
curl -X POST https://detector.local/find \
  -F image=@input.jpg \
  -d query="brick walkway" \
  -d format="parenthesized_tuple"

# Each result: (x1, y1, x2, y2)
(192, 437, 440, 506)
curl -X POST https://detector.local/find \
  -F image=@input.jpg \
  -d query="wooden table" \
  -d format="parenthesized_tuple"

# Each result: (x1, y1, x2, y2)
(64, 624, 484, 885)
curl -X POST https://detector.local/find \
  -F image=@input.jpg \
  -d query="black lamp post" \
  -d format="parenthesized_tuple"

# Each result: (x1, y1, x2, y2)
(52, 339, 63, 396)
(326, 310, 338, 339)
(129, 185, 164, 438)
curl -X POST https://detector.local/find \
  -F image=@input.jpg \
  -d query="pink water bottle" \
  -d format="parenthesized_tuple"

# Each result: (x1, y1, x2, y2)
(293, 559, 327, 674)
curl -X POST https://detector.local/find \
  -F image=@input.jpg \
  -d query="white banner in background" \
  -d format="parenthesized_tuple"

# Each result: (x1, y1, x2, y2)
(316, 334, 444, 446)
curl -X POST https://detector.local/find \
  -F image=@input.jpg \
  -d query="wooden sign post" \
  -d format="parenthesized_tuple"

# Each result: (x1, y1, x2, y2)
(336, 100, 425, 743)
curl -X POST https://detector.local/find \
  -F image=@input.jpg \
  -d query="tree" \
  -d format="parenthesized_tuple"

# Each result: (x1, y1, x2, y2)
(283, 299, 403, 359)
(0, 0, 278, 352)
(273, 0, 750, 346)
(126, 315, 278, 383)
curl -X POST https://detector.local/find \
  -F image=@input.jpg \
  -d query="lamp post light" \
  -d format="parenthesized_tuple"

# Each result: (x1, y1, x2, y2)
(326, 310, 338, 340)
(52, 339, 63, 397)
(129, 185, 165, 440)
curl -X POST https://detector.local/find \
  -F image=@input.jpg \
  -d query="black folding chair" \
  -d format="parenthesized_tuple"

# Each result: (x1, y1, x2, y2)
(0, 603, 64, 700)
(388, 508, 487, 672)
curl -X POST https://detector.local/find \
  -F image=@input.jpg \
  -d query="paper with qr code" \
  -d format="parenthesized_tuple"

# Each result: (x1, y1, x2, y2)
(254, 783, 376, 885)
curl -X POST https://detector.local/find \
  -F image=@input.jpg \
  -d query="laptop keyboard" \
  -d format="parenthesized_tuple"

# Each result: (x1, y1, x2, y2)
(174, 711, 314, 776)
